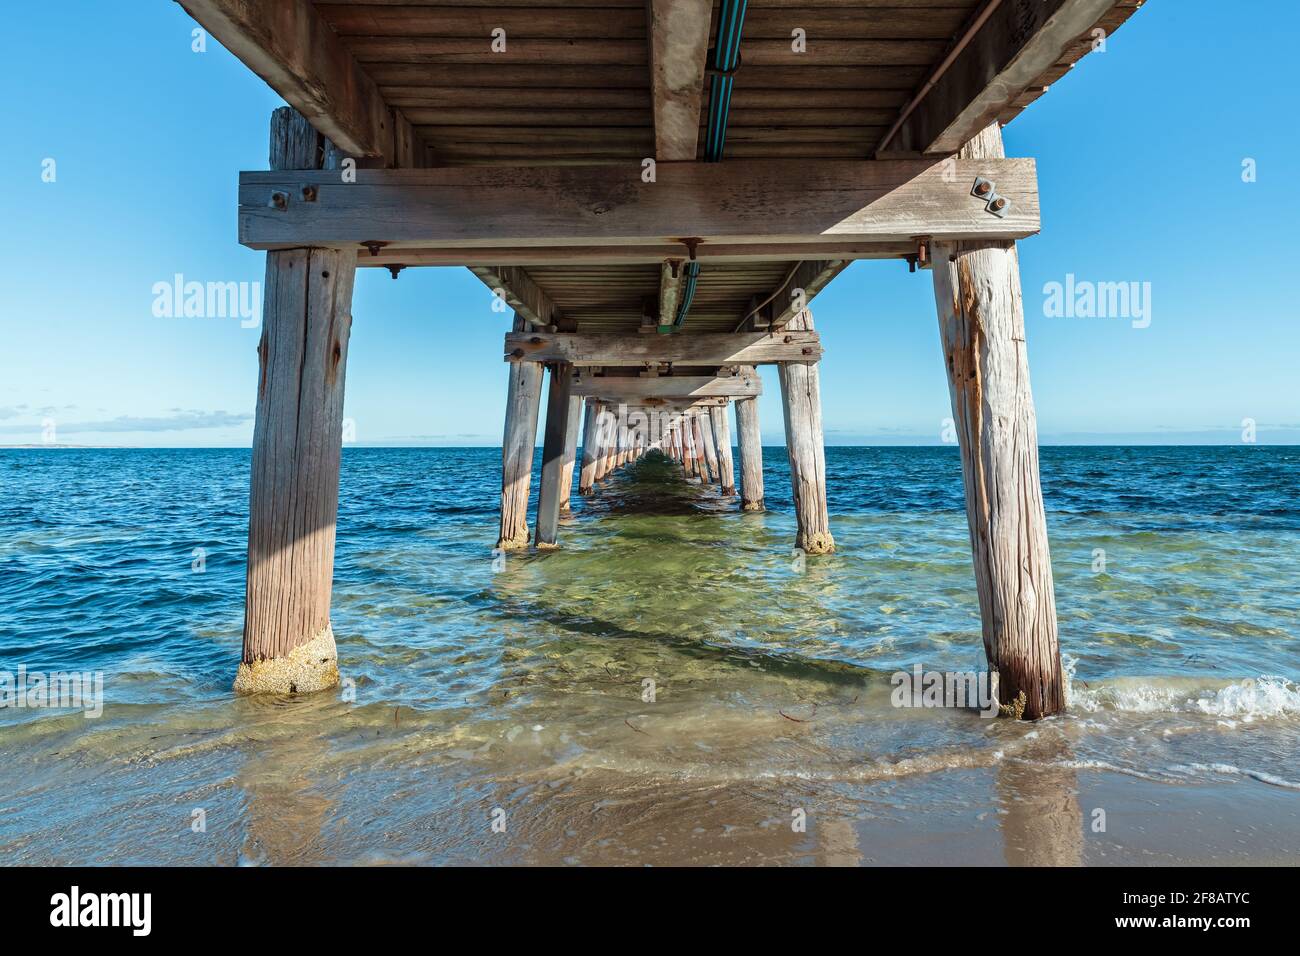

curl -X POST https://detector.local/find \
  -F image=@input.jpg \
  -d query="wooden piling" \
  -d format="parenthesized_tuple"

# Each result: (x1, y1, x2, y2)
(498, 314, 544, 550)
(778, 310, 834, 554)
(236, 107, 353, 695)
(578, 400, 599, 495)
(698, 408, 721, 487)
(734, 393, 764, 510)
(711, 403, 736, 495)
(535, 362, 574, 547)
(559, 393, 582, 511)
(930, 123, 1063, 720)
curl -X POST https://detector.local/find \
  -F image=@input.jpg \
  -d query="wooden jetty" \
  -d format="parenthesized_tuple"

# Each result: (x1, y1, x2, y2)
(178, 0, 1146, 717)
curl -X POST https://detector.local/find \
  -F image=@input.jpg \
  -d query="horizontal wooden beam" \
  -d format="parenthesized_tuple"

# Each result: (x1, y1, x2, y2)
(881, 0, 1117, 156)
(178, 0, 396, 163)
(359, 242, 916, 268)
(506, 331, 821, 367)
(602, 397, 730, 411)
(572, 374, 761, 400)
(239, 159, 1039, 251)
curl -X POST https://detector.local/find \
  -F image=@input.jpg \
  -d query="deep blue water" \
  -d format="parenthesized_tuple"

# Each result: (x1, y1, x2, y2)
(1, 445, 1296, 684)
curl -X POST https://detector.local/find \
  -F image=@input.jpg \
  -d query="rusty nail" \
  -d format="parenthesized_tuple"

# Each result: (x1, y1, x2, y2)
(301, 184, 318, 202)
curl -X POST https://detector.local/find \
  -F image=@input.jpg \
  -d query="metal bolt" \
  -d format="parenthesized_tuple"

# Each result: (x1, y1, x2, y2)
(269, 191, 288, 211)
(301, 184, 318, 202)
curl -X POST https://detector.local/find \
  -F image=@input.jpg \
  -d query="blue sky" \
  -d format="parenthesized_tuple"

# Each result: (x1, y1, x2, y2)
(2, 0, 1296, 446)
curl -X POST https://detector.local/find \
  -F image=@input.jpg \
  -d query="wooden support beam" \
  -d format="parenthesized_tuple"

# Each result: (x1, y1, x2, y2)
(745, 260, 851, 331)
(559, 393, 582, 512)
(578, 400, 599, 496)
(468, 265, 564, 330)
(930, 123, 1063, 720)
(239, 159, 1041, 250)
(536, 363, 575, 547)
(711, 404, 736, 496)
(698, 409, 721, 487)
(880, 0, 1118, 156)
(647, 0, 712, 161)
(178, 0, 399, 164)
(658, 259, 685, 328)
(359, 241, 917, 269)
(692, 412, 708, 480)
(506, 331, 822, 367)
(498, 313, 544, 550)
(235, 108, 354, 696)
(778, 311, 834, 554)
(734, 392, 764, 510)
(571, 372, 761, 400)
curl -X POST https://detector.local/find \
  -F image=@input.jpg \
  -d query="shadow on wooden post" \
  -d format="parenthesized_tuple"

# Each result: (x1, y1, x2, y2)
(237, 107, 354, 695)
(930, 122, 1064, 720)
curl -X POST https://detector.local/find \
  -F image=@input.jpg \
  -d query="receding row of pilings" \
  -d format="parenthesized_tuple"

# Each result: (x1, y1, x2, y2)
(495, 341, 832, 558)
(234, 110, 1063, 721)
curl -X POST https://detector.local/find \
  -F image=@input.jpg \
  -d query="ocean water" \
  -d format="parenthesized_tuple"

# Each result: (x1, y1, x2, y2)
(0, 445, 1297, 865)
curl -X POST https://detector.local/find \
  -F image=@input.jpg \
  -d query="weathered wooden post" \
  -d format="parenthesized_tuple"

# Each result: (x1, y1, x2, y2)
(597, 404, 616, 482)
(498, 313, 544, 550)
(236, 108, 354, 695)
(734, 393, 763, 510)
(683, 414, 699, 478)
(930, 122, 1063, 720)
(693, 411, 714, 481)
(778, 311, 834, 554)
(558, 392, 582, 511)
(711, 403, 736, 495)
(578, 400, 599, 495)
(535, 362, 574, 547)
(698, 408, 721, 487)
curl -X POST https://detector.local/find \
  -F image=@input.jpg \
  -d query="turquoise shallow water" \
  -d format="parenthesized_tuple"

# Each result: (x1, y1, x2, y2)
(0, 446, 1297, 865)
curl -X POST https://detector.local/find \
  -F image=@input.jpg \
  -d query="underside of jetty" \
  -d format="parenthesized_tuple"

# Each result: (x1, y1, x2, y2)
(177, 0, 1147, 718)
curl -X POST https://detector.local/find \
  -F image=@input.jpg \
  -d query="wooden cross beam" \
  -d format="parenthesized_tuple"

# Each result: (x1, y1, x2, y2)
(571, 373, 761, 400)
(238, 158, 1040, 251)
(357, 241, 918, 269)
(505, 331, 821, 366)
(178, 0, 418, 166)
(468, 265, 564, 330)
(878, 0, 1119, 156)
(740, 259, 849, 332)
